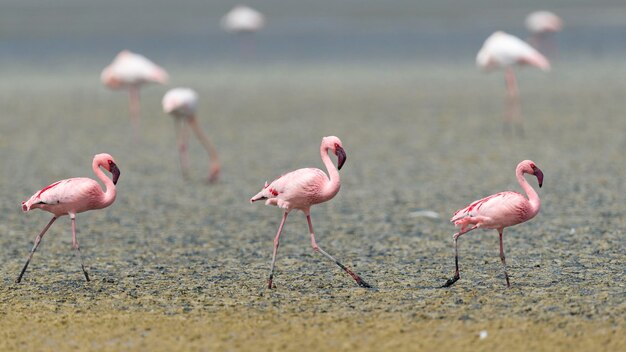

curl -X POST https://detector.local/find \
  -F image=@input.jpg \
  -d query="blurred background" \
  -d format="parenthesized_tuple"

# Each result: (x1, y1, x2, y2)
(1, 0, 625, 69)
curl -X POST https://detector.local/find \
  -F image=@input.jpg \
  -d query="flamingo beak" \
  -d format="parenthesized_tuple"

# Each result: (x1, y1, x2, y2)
(110, 163, 121, 185)
(335, 145, 346, 170)
(534, 167, 543, 188)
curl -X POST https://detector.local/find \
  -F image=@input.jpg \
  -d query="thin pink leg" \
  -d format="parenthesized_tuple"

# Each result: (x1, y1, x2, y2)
(187, 116, 220, 183)
(499, 229, 511, 287)
(306, 215, 371, 288)
(504, 68, 523, 136)
(174, 117, 191, 179)
(16, 216, 57, 283)
(71, 215, 90, 282)
(128, 86, 141, 140)
(442, 225, 479, 287)
(268, 212, 288, 289)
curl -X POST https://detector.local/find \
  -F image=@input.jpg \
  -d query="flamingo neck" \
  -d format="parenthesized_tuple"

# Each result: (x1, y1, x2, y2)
(516, 166, 541, 217)
(92, 160, 117, 209)
(320, 145, 340, 200)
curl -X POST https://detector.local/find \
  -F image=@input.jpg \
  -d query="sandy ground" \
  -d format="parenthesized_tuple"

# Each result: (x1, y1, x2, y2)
(0, 61, 624, 350)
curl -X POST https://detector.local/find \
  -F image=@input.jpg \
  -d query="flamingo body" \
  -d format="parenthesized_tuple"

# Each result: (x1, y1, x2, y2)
(17, 153, 120, 283)
(451, 191, 539, 231)
(442, 160, 543, 287)
(477, 31, 550, 72)
(101, 50, 168, 89)
(163, 88, 198, 118)
(250, 136, 370, 289)
(525, 11, 563, 34)
(221, 6, 265, 34)
(251, 167, 337, 212)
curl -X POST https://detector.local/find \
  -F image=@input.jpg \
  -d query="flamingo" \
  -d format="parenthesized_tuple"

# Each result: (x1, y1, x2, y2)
(525, 11, 563, 55)
(17, 153, 121, 283)
(250, 136, 371, 289)
(101, 50, 169, 138)
(221, 5, 265, 34)
(476, 31, 551, 135)
(220, 5, 265, 56)
(442, 160, 543, 288)
(162, 88, 220, 183)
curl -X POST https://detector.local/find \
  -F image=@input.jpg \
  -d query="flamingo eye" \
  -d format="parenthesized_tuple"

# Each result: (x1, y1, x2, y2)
(108, 160, 113, 165)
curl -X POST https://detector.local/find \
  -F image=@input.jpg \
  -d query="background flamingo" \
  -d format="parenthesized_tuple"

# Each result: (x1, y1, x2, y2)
(442, 160, 543, 287)
(476, 31, 551, 135)
(250, 136, 370, 289)
(17, 153, 121, 283)
(162, 88, 220, 183)
(101, 50, 169, 138)
(525, 11, 563, 56)
(221, 5, 265, 57)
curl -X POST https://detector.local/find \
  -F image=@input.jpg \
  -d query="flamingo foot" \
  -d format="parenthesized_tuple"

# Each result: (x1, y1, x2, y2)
(442, 274, 460, 288)
(82, 265, 91, 282)
(267, 276, 274, 289)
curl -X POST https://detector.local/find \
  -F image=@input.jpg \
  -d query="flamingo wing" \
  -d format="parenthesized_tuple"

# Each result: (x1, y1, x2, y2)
(250, 168, 326, 203)
(22, 178, 101, 212)
(451, 191, 523, 221)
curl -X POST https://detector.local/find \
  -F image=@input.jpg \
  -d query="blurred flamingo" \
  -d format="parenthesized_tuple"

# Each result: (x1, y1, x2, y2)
(221, 5, 265, 56)
(250, 136, 371, 289)
(162, 88, 220, 183)
(442, 160, 543, 288)
(18, 153, 121, 283)
(477, 31, 551, 135)
(525, 11, 563, 55)
(101, 50, 169, 138)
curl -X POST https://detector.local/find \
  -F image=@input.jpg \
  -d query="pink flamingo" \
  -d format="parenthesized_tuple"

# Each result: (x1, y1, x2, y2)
(250, 136, 371, 289)
(442, 160, 543, 287)
(476, 31, 550, 135)
(17, 153, 121, 283)
(101, 50, 169, 138)
(162, 88, 220, 183)
(525, 11, 563, 55)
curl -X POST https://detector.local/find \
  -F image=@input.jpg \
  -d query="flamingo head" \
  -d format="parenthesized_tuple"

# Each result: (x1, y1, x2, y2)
(524, 160, 543, 188)
(95, 153, 121, 185)
(322, 136, 346, 170)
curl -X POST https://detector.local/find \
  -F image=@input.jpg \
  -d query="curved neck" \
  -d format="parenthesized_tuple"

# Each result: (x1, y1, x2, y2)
(320, 144, 340, 199)
(516, 166, 540, 216)
(93, 160, 117, 208)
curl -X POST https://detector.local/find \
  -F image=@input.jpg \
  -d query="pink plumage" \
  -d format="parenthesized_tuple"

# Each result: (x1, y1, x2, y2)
(251, 136, 370, 289)
(477, 31, 550, 72)
(101, 50, 168, 89)
(442, 160, 543, 287)
(17, 153, 121, 283)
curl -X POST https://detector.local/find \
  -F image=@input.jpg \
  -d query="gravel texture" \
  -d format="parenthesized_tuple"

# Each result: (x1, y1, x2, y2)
(0, 61, 624, 350)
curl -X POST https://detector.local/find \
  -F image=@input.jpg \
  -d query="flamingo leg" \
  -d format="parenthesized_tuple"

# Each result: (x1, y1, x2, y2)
(174, 117, 191, 179)
(187, 116, 220, 183)
(16, 216, 57, 283)
(70, 215, 90, 282)
(504, 68, 523, 136)
(268, 212, 288, 289)
(306, 215, 371, 288)
(499, 229, 511, 287)
(128, 85, 141, 141)
(442, 225, 479, 287)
